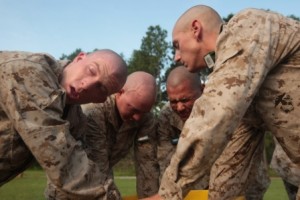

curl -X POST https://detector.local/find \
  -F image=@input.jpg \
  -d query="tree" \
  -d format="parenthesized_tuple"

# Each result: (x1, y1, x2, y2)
(288, 14, 300, 21)
(222, 13, 234, 22)
(59, 48, 103, 61)
(127, 25, 172, 111)
(60, 48, 82, 60)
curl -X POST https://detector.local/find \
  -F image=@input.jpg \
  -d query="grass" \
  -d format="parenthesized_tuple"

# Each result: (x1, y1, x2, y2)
(0, 170, 289, 200)
(264, 178, 289, 200)
(0, 170, 136, 200)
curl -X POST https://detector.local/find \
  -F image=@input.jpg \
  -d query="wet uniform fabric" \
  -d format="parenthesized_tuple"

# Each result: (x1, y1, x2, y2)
(0, 51, 117, 199)
(157, 103, 269, 199)
(159, 8, 300, 200)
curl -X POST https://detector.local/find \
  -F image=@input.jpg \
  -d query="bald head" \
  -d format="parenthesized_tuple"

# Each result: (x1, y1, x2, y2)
(88, 49, 127, 94)
(166, 66, 203, 121)
(123, 71, 157, 106)
(172, 5, 223, 72)
(116, 71, 156, 122)
(174, 5, 223, 34)
(167, 66, 201, 91)
(61, 49, 127, 104)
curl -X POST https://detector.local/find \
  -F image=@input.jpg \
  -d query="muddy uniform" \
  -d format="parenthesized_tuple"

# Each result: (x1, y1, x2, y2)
(82, 96, 159, 199)
(159, 8, 300, 200)
(0, 51, 116, 199)
(157, 103, 269, 199)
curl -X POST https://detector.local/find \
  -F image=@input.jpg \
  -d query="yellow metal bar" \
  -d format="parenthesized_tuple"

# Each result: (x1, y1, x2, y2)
(122, 190, 246, 200)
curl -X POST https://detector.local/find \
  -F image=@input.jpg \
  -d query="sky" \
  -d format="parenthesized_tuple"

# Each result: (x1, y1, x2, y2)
(1, 0, 300, 60)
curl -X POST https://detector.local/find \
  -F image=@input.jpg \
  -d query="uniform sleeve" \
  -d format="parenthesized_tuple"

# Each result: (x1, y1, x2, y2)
(134, 113, 160, 198)
(156, 109, 178, 182)
(83, 103, 122, 199)
(159, 12, 279, 199)
(0, 58, 108, 199)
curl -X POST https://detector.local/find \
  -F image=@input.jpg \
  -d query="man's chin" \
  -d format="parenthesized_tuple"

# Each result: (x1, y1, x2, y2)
(189, 66, 202, 73)
(123, 118, 134, 123)
(66, 97, 84, 105)
(186, 65, 204, 73)
(179, 115, 189, 121)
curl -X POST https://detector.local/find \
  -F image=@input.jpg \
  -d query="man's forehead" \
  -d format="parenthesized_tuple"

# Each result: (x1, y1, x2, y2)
(172, 26, 179, 37)
(172, 29, 185, 40)
(168, 89, 185, 98)
(128, 98, 151, 113)
(172, 31, 181, 48)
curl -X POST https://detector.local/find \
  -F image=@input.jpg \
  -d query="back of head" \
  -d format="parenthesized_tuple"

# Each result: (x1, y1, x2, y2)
(116, 71, 156, 122)
(174, 5, 223, 33)
(89, 49, 127, 94)
(124, 71, 157, 107)
(167, 66, 201, 91)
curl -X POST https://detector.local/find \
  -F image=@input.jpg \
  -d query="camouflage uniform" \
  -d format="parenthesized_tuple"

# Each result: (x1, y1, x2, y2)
(159, 8, 300, 200)
(157, 103, 269, 199)
(157, 103, 209, 191)
(0, 51, 118, 199)
(82, 96, 159, 198)
(271, 138, 299, 200)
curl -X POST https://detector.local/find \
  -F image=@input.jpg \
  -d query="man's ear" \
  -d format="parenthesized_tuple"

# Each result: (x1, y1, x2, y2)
(73, 52, 87, 63)
(115, 89, 125, 99)
(191, 20, 202, 40)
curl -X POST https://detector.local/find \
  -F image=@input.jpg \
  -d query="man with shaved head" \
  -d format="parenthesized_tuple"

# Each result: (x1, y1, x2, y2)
(157, 66, 205, 185)
(46, 71, 159, 199)
(144, 4, 300, 200)
(0, 49, 127, 199)
(157, 66, 269, 199)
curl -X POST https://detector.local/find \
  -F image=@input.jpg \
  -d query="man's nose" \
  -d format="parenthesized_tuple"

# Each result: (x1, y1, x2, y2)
(174, 51, 181, 62)
(79, 80, 90, 91)
(176, 102, 185, 111)
(133, 114, 142, 121)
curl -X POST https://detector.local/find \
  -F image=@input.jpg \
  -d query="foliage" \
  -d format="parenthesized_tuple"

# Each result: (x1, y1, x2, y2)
(127, 25, 172, 112)
(127, 25, 171, 74)
(287, 14, 300, 21)
(222, 13, 234, 22)
(59, 48, 82, 60)
(59, 48, 101, 61)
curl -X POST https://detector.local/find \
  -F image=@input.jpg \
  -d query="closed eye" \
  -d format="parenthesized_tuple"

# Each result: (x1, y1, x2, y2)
(88, 65, 97, 75)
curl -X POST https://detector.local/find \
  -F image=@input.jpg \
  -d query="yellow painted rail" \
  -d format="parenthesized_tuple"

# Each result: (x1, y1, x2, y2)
(123, 190, 246, 200)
